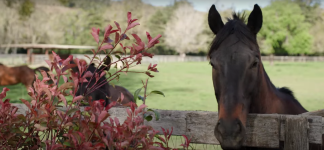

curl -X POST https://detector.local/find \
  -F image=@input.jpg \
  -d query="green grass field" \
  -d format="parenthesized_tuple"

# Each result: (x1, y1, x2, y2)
(1, 61, 324, 112)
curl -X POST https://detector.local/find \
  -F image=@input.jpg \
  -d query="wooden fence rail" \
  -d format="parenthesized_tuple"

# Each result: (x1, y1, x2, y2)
(11, 104, 324, 149)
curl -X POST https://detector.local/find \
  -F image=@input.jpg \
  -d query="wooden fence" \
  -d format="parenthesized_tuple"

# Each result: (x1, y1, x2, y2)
(11, 104, 324, 150)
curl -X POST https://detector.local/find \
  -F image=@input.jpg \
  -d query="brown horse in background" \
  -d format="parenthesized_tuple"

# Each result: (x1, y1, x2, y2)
(207, 4, 322, 150)
(70, 57, 134, 106)
(0, 63, 50, 90)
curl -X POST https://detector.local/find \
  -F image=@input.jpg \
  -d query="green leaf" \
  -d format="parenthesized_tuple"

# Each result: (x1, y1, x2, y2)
(40, 122, 47, 127)
(115, 55, 121, 60)
(147, 109, 160, 121)
(66, 108, 79, 116)
(138, 95, 144, 101)
(107, 71, 112, 78)
(150, 90, 165, 97)
(63, 141, 72, 147)
(133, 88, 142, 101)
(111, 83, 115, 88)
(144, 113, 152, 121)
(94, 56, 100, 60)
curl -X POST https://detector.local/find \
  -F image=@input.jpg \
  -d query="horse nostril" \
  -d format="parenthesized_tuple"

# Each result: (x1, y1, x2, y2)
(216, 120, 224, 135)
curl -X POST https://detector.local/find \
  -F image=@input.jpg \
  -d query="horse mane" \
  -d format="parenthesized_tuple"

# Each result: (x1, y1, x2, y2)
(208, 12, 259, 58)
(0, 63, 4, 66)
(277, 87, 295, 98)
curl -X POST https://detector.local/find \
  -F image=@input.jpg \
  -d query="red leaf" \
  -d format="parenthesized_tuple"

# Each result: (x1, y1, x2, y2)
(114, 21, 121, 33)
(120, 33, 129, 41)
(91, 49, 96, 54)
(104, 25, 112, 38)
(105, 101, 117, 111)
(126, 22, 140, 30)
(131, 19, 138, 23)
(126, 108, 132, 117)
(82, 71, 93, 78)
(99, 99, 105, 107)
(156, 135, 167, 144)
(0, 87, 10, 100)
(61, 64, 77, 73)
(104, 37, 114, 44)
(127, 12, 132, 23)
(142, 52, 154, 58)
(62, 75, 68, 83)
(114, 117, 120, 126)
(145, 71, 154, 78)
(146, 31, 152, 42)
(135, 104, 147, 115)
(110, 29, 119, 34)
(100, 44, 113, 51)
(84, 107, 91, 111)
(100, 71, 106, 78)
(147, 34, 162, 48)
(120, 92, 124, 102)
(132, 34, 143, 45)
(58, 94, 67, 107)
(98, 111, 109, 123)
(72, 95, 84, 103)
(115, 32, 120, 44)
(91, 30, 99, 44)
(148, 63, 152, 70)
(62, 55, 73, 66)
(168, 127, 173, 140)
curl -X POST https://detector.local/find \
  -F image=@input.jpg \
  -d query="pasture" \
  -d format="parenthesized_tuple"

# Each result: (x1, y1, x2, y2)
(2, 61, 324, 112)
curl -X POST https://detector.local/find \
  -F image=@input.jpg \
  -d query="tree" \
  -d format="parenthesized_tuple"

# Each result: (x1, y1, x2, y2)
(258, 0, 313, 56)
(292, 0, 321, 23)
(164, 3, 206, 57)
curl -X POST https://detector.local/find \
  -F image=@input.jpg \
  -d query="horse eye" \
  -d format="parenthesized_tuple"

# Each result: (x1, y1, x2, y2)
(251, 58, 259, 68)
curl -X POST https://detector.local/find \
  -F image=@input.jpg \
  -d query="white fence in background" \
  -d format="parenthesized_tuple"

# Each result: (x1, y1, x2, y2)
(1, 54, 324, 66)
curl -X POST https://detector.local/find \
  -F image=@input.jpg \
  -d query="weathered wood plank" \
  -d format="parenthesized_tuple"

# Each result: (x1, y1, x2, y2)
(185, 112, 280, 148)
(280, 115, 322, 145)
(307, 116, 323, 145)
(185, 111, 219, 145)
(300, 109, 324, 117)
(244, 114, 280, 148)
(144, 109, 191, 136)
(283, 116, 308, 150)
(11, 104, 323, 147)
(322, 118, 324, 134)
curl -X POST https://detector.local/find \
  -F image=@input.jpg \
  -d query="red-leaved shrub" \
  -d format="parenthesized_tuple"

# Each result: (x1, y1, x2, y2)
(0, 11, 191, 149)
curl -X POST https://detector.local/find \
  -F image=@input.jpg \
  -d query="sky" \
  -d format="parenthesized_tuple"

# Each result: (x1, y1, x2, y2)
(141, 0, 323, 12)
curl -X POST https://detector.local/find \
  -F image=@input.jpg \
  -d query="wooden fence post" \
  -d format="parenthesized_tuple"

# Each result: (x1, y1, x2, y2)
(284, 116, 309, 150)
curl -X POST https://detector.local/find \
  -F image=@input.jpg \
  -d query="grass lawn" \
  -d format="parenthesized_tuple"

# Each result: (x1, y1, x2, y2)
(1, 61, 324, 112)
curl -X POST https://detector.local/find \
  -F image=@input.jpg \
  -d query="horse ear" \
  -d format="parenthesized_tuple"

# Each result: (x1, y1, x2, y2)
(208, 4, 224, 35)
(247, 4, 263, 34)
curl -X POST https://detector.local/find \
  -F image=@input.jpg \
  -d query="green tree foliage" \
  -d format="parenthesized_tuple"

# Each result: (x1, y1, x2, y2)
(18, 0, 35, 20)
(61, 10, 104, 47)
(258, 0, 313, 55)
(292, 0, 321, 23)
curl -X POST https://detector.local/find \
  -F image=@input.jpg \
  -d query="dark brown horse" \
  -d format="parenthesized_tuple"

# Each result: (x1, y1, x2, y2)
(207, 4, 319, 150)
(0, 63, 50, 90)
(71, 57, 134, 107)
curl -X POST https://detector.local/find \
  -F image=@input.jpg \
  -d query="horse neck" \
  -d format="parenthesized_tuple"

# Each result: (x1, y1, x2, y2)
(250, 63, 307, 114)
